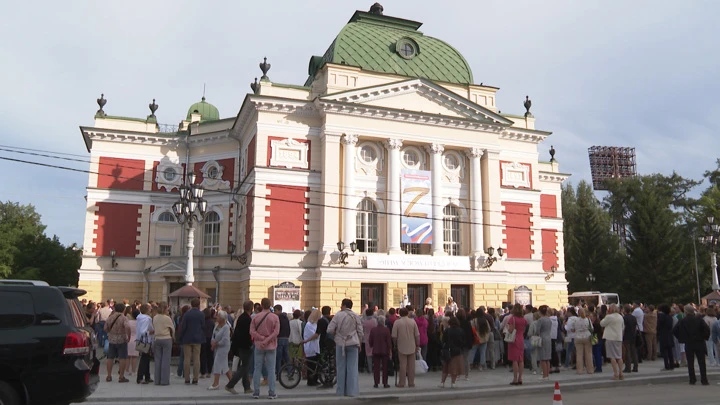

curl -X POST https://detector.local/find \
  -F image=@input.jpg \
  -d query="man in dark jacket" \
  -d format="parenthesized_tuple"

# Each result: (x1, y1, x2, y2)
(178, 298, 206, 384)
(226, 300, 254, 394)
(274, 305, 291, 379)
(622, 305, 639, 373)
(657, 304, 675, 371)
(673, 304, 711, 385)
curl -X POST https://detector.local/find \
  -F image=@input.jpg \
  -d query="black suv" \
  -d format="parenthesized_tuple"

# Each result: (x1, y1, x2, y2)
(0, 280, 100, 405)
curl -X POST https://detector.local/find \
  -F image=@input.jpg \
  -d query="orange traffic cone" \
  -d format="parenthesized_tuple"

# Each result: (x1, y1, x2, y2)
(553, 381, 563, 405)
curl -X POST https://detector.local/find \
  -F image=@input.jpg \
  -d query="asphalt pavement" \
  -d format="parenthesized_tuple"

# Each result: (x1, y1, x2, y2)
(83, 359, 720, 405)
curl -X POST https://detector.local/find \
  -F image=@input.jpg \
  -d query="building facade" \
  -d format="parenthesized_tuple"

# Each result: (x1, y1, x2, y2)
(78, 5, 570, 311)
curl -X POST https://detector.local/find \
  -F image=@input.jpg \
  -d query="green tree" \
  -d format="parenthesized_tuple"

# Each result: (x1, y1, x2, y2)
(562, 181, 623, 294)
(0, 201, 80, 286)
(620, 177, 695, 304)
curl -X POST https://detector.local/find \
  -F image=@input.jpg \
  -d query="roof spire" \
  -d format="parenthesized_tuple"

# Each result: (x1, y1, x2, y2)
(202, 83, 206, 101)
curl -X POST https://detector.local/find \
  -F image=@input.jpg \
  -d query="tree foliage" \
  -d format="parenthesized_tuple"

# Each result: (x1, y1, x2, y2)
(0, 201, 80, 286)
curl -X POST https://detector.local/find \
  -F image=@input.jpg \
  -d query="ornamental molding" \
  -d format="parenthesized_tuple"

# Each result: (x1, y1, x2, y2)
(384, 138, 403, 150)
(341, 133, 359, 145)
(500, 129, 550, 144)
(501, 161, 532, 189)
(269, 137, 309, 170)
(200, 160, 231, 190)
(321, 78, 513, 126)
(355, 141, 384, 176)
(465, 147, 485, 159)
(425, 143, 444, 154)
(155, 158, 183, 192)
(316, 99, 506, 134)
(442, 150, 465, 183)
(539, 171, 571, 183)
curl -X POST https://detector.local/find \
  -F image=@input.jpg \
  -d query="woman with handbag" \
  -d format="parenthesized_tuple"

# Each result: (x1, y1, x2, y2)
(439, 317, 464, 388)
(468, 312, 490, 373)
(506, 304, 527, 386)
(135, 304, 154, 384)
(152, 302, 175, 385)
(574, 308, 595, 375)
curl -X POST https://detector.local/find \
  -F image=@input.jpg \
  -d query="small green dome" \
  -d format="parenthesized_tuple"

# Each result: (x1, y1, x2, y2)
(186, 97, 219, 121)
(306, 9, 473, 86)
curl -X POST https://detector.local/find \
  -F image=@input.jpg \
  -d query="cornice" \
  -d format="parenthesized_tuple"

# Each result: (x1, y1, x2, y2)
(315, 99, 507, 133)
(500, 128, 552, 144)
(538, 171, 571, 183)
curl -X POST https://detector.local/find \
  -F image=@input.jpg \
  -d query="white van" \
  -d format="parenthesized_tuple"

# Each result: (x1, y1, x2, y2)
(568, 291, 620, 307)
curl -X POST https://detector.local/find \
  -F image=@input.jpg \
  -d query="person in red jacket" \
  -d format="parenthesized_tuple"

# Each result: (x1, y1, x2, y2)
(369, 315, 392, 388)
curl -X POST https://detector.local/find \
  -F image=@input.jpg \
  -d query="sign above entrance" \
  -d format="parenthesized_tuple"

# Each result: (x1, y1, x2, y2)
(366, 254, 470, 271)
(273, 281, 301, 313)
(513, 285, 533, 306)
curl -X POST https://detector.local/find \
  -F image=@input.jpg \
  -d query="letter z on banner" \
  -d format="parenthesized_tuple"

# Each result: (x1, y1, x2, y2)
(401, 169, 433, 244)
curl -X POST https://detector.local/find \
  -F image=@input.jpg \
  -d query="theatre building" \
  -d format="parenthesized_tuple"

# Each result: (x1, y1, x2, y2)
(77, 4, 570, 311)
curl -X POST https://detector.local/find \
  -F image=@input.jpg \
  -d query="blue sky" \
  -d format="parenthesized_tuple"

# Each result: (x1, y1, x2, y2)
(1, 0, 718, 245)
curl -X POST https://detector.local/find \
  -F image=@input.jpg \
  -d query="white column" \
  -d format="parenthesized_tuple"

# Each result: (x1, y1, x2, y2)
(385, 138, 403, 254)
(427, 143, 445, 256)
(341, 134, 359, 246)
(712, 252, 719, 291)
(466, 147, 484, 258)
(185, 223, 195, 285)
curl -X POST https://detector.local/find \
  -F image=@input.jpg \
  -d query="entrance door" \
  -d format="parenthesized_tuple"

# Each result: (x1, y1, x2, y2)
(361, 283, 385, 310)
(407, 284, 429, 312)
(450, 285, 471, 311)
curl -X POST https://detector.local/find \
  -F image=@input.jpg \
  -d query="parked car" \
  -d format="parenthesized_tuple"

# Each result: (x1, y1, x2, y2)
(0, 280, 100, 405)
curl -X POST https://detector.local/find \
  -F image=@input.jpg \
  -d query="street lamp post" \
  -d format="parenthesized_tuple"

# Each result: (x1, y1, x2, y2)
(586, 273, 596, 290)
(172, 171, 207, 286)
(699, 216, 720, 292)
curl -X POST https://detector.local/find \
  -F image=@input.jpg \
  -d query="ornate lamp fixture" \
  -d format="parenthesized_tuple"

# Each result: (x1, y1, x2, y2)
(172, 171, 208, 285)
(110, 248, 118, 269)
(480, 246, 504, 269)
(337, 240, 357, 265)
(545, 265, 558, 282)
(699, 216, 720, 291)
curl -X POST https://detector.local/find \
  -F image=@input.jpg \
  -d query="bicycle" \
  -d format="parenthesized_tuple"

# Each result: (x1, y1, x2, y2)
(278, 351, 336, 389)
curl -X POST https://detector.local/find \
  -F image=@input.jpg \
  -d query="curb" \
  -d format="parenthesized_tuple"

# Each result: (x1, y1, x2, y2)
(82, 371, 720, 405)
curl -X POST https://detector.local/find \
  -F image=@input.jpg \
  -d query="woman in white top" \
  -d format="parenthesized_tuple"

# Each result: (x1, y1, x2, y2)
(288, 310, 304, 361)
(300, 309, 322, 386)
(563, 308, 578, 368)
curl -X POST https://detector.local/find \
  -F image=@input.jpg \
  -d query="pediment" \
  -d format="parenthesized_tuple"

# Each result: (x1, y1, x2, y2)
(321, 78, 513, 126)
(154, 261, 186, 274)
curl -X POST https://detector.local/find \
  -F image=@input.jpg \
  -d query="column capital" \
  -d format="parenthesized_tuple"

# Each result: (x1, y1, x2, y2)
(384, 138, 403, 150)
(426, 143, 444, 154)
(340, 134, 359, 146)
(465, 147, 485, 159)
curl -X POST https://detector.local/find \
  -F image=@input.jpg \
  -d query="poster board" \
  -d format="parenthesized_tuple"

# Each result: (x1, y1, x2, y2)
(273, 281, 301, 314)
(513, 285, 533, 307)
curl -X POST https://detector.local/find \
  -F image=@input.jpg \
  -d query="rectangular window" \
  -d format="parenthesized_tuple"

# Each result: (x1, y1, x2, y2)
(169, 282, 184, 296)
(361, 283, 385, 310)
(159, 245, 172, 257)
(206, 288, 217, 304)
(450, 285, 471, 311)
(407, 284, 429, 312)
(203, 221, 221, 255)
(0, 291, 35, 329)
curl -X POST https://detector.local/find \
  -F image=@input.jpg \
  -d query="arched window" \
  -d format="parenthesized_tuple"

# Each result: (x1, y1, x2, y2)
(356, 198, 378, 253)
(158, 211, 175, 223)
(203, 211, 221, 255)
(443, 205, 461, 256)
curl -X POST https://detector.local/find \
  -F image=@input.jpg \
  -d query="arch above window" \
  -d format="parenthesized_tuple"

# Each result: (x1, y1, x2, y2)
(158, 211, 176, 223)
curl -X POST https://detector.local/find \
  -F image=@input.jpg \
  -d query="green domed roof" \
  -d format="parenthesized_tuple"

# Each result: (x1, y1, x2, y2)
(186, 97, 219, 121)
(306, 9, 473, 86)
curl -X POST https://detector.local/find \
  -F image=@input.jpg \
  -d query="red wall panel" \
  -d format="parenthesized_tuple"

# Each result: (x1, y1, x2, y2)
(93, 202, 142, 257)
(541, 229, 559, 271)
(265, 185, 308, 250)
(540, 194, 558, 218)
(502, 202, 533, 259)
(97, 157, 145, 190)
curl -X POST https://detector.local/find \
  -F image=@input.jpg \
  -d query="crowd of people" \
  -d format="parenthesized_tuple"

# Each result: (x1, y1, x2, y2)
(80, 295, 720, 399)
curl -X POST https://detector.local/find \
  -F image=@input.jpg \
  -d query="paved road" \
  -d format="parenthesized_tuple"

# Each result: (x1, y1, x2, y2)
(414, 381, 720, 405)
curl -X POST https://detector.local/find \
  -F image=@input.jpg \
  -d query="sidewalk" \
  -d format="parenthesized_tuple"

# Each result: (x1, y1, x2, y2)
(85, 359, 720, 404)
